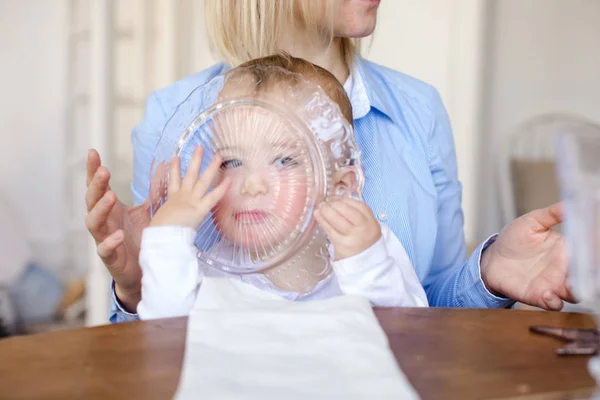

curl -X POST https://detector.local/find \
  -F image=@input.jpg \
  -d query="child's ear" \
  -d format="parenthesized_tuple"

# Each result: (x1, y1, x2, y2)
(332, 167, 359, 197)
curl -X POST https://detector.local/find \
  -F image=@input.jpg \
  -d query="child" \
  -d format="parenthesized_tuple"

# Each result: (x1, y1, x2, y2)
(138, 54, 428, 319)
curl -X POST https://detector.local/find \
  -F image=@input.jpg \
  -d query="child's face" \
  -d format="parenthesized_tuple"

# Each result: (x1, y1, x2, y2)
(211, 107, 312, 250)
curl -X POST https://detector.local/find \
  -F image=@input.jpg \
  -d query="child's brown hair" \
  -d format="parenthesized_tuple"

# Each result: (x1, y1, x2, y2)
(238, 52, 353, 125)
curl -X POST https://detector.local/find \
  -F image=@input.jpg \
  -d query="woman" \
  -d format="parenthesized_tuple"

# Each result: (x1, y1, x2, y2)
(85, 0, 574, 322)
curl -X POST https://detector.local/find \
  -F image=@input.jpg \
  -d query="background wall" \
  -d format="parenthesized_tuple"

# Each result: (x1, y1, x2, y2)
(477, 0, 600, 238)
(0, 0, 68, 273)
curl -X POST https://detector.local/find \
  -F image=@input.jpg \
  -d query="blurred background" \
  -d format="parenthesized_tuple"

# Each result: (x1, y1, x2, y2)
(0, 0, 598, 334)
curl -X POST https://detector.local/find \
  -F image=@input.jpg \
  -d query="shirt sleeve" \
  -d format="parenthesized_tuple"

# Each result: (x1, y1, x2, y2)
(422, 88, 514, 308)
(137, 226, 202, 320)
(109, 281, 141, 323)
(332, 223, 428, 307)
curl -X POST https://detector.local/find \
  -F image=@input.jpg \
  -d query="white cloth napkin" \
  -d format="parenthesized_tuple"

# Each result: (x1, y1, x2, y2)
(174, 277, 420, 400)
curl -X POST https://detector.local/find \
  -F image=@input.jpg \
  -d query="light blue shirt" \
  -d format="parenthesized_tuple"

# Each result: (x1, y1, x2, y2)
(110, 57, 512, 323)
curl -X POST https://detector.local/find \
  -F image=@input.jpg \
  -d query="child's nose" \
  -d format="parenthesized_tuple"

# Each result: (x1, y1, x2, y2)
(240, 175, 268, 196)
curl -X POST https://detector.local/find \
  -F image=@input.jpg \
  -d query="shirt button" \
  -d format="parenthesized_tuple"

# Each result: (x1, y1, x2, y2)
(378, 212, 388, 221)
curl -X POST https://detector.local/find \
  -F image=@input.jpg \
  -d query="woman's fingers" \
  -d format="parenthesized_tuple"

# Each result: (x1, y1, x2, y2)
(541, 290, 564, 311)
(86, 191, 117, 241)
(86, 166, 111, 212)
(96, 230, 124, 263)
(527, 203, 563, 232)
(86, 149, 101, 186)
(561, 280, 578, 304)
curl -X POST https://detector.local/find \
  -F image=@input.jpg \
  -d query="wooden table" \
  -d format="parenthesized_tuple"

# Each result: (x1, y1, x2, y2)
(0, 308, 596, 400)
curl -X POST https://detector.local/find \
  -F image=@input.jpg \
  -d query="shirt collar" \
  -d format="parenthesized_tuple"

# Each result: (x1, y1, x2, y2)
(343, 60, 369, 120)
(346, 56, 396, 122)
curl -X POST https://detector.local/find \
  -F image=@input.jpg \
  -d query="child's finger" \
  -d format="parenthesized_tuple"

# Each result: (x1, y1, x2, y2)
(200, 177, 231, 211)
(317, 202, 353, 235)
(168, 155, 182, 194)
(327, 200, 364, 226)
(314, 209, 344, 244)
(338, 197, 374, 219)
(182, 146, 204, 190)
(193, 154, 223, 200)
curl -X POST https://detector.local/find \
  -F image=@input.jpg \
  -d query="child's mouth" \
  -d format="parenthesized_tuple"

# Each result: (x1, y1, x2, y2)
(233, 210, 270, 224)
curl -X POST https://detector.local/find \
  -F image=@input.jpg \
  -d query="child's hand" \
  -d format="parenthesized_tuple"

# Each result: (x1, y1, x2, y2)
(150, 146, 231, 230)
(314, 197, 382, 260)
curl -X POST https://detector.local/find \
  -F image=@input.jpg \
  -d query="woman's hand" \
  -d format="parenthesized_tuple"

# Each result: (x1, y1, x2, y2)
(150, 147, 231, 229)
(85, 149, 150, 312)
(481, 203, 576, 310)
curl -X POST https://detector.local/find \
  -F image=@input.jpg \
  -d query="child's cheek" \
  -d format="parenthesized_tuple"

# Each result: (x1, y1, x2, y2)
(274, 173, 309, 224)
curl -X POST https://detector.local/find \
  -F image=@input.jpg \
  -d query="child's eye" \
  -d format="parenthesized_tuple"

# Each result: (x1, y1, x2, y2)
(272, 155, 298, 169)
(221, 159, 242, 169)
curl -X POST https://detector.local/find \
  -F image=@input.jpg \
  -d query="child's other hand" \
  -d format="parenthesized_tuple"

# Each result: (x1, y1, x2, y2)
(150, 146, 231, 230)
(314, 197, 382, 260)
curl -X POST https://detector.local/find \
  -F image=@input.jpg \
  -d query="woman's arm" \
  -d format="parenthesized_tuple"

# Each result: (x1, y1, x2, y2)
(422, 88, 513, 308)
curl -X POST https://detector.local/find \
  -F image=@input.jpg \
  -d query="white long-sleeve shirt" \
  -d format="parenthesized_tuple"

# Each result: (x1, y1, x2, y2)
(138, 223, 428, 320)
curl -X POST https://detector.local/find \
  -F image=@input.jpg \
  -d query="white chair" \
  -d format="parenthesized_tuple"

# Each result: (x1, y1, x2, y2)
(498, 113, 600, 226)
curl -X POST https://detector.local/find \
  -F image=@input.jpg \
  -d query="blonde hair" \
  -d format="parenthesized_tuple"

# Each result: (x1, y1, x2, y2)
(205, 0, 360, 67)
